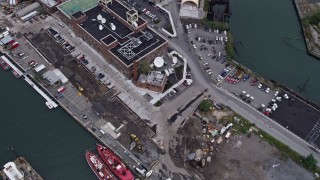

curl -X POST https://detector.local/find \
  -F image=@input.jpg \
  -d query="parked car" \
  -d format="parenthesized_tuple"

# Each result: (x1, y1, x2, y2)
(250, 78, 258, 86)
(97, 73, 105, 79)
(243, 74, 250, 81)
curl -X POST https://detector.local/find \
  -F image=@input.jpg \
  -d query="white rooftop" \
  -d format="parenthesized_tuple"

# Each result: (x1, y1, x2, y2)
(3, 162, 24, 180)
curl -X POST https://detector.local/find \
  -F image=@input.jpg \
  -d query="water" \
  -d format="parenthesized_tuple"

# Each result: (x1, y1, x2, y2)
(229, 0, 320, 104)
(0, 70, 97, 179)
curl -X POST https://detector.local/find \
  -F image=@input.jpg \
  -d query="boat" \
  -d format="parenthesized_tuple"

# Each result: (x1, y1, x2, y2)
(86, 150, 115, 180)
(0, 59, 10, 70)
(96, 144, 134, 180)
(12, 70, 21, 78)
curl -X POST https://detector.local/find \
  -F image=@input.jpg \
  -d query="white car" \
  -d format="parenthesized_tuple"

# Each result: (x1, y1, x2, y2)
(283, 94, 289, 99)
(22, 55, 29, 60)
(257, 83, 262, 89)
(265, 88, 270, 93)
(208, 71, 212, 75)
(216, 75, 223, 82)
(274, 91, 279, 96)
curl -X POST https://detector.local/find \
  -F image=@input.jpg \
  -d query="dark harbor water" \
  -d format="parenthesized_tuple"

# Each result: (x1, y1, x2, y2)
(0, 70, 97, 179)
(230, 0, 320, 104)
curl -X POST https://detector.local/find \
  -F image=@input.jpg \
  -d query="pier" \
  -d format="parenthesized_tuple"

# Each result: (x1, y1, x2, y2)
(0, 157, 43, 180)
(0, 55, 58, 109)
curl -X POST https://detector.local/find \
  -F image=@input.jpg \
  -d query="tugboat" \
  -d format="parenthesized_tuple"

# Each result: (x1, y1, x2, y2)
(96, 144, 134, 180)
(86, 150, 115, 180)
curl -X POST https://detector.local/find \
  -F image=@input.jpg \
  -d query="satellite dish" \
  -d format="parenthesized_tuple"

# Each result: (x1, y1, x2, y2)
(101, 18, 106, 24)
(99, 25, 104, 30)
(109, 23, 116, 31)
(172, 57, 178, 64)
(97, 14, 102, 20)
(154, 57, 164, 68)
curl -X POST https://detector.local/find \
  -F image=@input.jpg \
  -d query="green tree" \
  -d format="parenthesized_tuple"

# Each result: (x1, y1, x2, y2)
(198, 99, 212, 112)
(302, 154, 317, 171)
(139, 62, 151, 75)
(226, 33, 234, 61)
(204, 0, 209, 12)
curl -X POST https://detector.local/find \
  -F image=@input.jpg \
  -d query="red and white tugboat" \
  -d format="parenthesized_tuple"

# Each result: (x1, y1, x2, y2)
(86, 150, 115, 180)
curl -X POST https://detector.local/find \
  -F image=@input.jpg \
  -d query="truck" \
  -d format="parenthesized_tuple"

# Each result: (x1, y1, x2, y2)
(233, 69, 243, 79)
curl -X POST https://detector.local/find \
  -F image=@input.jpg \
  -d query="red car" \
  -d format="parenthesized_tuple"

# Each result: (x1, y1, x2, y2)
(9, 42, 19, 50)
(250, 78, 258, 86)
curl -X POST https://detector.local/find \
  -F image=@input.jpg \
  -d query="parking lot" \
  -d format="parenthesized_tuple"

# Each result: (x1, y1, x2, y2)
(186, 24, 228, 82)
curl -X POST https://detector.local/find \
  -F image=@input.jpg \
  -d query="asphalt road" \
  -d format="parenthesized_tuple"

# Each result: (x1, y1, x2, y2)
(164, 30, 320, 164)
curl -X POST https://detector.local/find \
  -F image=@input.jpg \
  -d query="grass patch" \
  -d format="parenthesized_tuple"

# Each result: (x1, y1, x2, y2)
(163, 80, 174, 92)
(258, 130, 302, 162)
(174, 65, 184, 80)
(219, 113, 253, 134)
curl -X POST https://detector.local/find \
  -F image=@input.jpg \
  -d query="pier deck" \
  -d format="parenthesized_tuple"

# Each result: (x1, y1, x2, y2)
(0, 157, 43, 180)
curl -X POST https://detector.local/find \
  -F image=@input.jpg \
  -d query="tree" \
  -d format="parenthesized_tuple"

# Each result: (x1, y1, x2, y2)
(139, 62, 151, 75)
(302, 154, 317, 171)
(198, 99, 211, 112)
(226, 33, 234, 61)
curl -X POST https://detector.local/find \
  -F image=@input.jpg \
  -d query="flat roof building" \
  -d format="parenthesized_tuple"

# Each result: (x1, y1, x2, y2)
(56, 0, 168, 79)
(137, 71, 167, 93)
(16, 2, 41, 17)
(43, 70, 60, 85)
(3, 162, 24, 180)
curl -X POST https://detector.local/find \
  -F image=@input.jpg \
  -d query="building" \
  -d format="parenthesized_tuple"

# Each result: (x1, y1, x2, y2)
(35, 0, 66, 13)
(55, 0, 168, 79)
(42, 69, 68, 85)
(42, 70, 60, 85)
(15, 2, 41, 18)
(179, 0, 205, 19)
(137, 71, 167, 93)
(3, 162, 24, 180)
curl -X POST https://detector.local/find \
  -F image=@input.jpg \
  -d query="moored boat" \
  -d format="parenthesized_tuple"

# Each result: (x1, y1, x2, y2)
(0, 59, 10, 70)
(86, 150, 115, 180)
(96, 144, 134, 180)
(12, 70, 21, 78)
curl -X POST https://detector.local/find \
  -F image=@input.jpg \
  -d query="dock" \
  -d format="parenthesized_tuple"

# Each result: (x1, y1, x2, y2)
(0, 55, 58, 109)
(0, 157, 43, 180)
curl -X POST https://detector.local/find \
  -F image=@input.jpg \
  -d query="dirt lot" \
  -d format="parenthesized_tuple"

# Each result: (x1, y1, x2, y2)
(27, 30, 159, 167)
(169, 112, 314, 180)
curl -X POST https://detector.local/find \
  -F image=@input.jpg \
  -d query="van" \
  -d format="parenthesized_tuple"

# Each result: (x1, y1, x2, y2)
(218, 52, 221, 57)
(99, 129, 106, 135)
(164, 69, 170, 76)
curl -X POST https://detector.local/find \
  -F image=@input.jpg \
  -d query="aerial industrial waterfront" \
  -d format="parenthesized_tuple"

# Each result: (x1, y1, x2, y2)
(1, 0, 320, 179)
